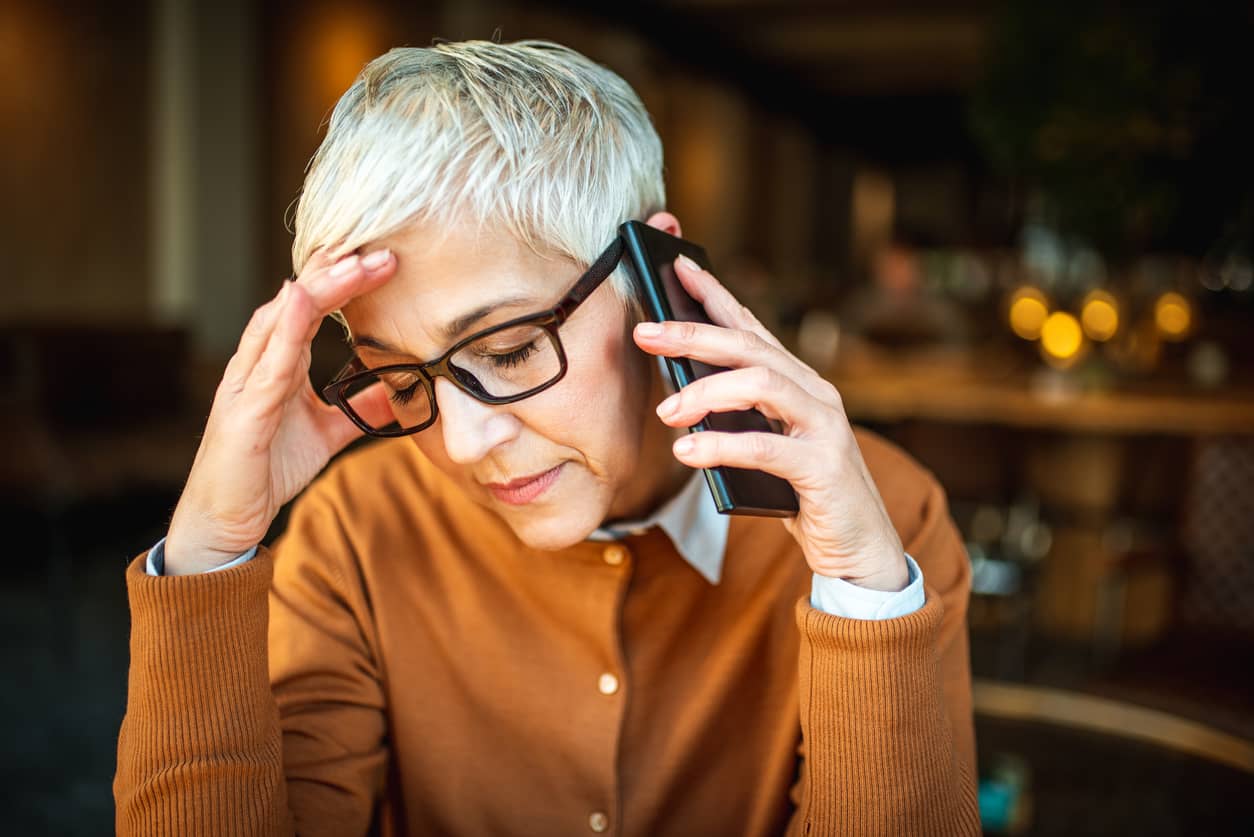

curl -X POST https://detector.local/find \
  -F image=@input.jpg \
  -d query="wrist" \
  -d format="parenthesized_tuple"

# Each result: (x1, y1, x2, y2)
(852, 558, 910, 592)
(833, 537, 908, 592)
(164, 528, 252, 576)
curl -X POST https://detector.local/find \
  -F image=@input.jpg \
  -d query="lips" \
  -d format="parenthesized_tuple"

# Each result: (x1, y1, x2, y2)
(484, 463, 564, 506)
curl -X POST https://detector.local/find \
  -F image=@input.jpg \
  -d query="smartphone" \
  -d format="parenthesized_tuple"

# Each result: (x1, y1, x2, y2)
(619, 220, 799, 517)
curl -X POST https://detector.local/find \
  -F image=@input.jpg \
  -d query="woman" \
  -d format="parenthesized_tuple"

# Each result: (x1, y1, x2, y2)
(115, 39, 978, 836)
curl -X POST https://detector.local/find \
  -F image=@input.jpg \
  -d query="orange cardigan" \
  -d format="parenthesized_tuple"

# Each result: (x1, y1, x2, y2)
(114, 428, 979, 835)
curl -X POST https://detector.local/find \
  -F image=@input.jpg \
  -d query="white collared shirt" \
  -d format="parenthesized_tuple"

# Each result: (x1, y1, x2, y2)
(587, 467, 925, 620)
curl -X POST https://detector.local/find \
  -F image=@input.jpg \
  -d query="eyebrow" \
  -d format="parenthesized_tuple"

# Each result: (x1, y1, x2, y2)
(349, 293, 540, 356)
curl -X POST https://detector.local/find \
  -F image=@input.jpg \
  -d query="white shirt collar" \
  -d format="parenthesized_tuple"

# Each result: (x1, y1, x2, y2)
(587, 467, 729, 585)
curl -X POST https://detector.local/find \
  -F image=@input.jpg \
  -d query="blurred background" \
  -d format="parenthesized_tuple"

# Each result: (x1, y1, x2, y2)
(2, 0, 1252, 833)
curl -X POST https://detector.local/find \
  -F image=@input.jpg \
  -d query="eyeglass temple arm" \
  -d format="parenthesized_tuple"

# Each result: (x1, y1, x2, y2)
(553, 236, 625, 322)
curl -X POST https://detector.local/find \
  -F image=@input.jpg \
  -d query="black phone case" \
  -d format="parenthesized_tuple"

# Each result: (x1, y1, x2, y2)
(619, 220, 799, 517)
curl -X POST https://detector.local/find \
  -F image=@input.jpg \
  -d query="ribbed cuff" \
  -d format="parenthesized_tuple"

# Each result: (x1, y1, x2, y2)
(116, 548, 287, 835)
(121, 548, 276, 746)
(797, 587, 943, 717)
(792, 588, 978, 834)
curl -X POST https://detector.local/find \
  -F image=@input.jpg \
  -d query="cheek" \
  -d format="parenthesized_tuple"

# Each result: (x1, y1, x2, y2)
(406, 311, 647, 481)
(544, 316, 648, 458)
(408, 432, 460, 481)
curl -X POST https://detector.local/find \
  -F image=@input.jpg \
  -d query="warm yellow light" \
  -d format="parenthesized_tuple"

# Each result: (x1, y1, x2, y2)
(1154, 292, 1192, 341)
(1080, 290, 1119, 341)
(1040, 311, 1084, 366)
(309, 7, 386, 107)
(1008, 287, 1050, 340)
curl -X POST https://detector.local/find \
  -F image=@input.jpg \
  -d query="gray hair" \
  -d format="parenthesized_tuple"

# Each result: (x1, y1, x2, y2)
(291, 39, 666, 308)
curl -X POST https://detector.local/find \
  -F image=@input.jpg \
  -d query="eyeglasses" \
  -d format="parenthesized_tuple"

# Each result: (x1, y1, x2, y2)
(321, 235, 626, 437)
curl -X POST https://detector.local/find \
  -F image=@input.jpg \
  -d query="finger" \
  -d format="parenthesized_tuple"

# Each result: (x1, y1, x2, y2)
(673, 255, 784, 350)
(633, 318, 812, 383)
(671, 429, 807, 485)
(655, 366, 829, 431)
(297, 246, 397, 324)
(240, 283, 315, 421)
(301, 244, 335, 273)
(220, 281, 293, 396)
(218, 243, 343, 396)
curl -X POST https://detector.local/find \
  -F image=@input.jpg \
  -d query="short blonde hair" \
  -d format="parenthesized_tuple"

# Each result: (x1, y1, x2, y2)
(291, 39, 666, 306)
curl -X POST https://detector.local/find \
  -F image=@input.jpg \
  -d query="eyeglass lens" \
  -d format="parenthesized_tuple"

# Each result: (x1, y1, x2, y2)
(339, 325, 564, 433)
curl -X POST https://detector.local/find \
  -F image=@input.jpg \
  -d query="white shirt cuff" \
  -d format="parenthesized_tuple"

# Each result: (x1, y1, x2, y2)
(809, 553, 925, 620)
(145, 536, 259, 576)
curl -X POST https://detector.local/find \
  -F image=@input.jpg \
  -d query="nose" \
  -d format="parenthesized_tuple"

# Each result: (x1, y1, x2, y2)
(433, 377, 520, 464)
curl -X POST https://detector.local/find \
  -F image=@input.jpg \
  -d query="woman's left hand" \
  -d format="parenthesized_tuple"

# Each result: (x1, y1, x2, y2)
(632, 254, 908, 592)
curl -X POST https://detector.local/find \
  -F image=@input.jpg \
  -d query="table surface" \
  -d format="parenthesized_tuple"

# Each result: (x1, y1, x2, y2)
(826, 344, 1254, 436)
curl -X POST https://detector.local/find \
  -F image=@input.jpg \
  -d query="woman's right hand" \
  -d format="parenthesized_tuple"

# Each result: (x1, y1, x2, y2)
(163, 247, 398, 575)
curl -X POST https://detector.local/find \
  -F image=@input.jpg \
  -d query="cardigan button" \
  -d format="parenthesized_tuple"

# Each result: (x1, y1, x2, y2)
(602, 545, 627, 566)
(588, 811, 609, 832)
(598, 673, 620, 695)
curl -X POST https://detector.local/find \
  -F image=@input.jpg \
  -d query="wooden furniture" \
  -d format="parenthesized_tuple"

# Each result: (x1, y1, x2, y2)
(827, 342, 1254, 652)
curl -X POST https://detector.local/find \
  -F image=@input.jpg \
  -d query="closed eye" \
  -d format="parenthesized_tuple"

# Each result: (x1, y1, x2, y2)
(389, 381, 421, 406)
(486, 341, 538, 369)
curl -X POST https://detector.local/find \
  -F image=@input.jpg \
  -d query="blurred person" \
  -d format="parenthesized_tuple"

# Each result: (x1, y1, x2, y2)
(113, 40, 977, 836)
(841, 232, 972, 347)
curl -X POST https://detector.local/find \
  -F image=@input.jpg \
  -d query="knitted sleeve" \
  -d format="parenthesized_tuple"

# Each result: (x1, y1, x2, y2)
(785, 471, 980, 836)
(113, 487, 388, 836)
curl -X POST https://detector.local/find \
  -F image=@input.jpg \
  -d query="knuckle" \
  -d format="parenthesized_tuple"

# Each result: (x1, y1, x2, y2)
(676, 320, 699, 342)
(737, 328, 763, 354)
(830, 430, 853, 460)
(807, 375, 840, 404)
(747, 433, 774, 462)
(216, 370, 243, 396)
(244, 306, 271, 338)
(282, 285, 310, 319)
(249, 362, 277, 387)
(212, 380, 238, 408)
(752, 366, 781, 393)
(701, 432, 719, 457)
(826, 382, 845, 410)
(686, 375, 710, 398)
(251, 356, 290, 389)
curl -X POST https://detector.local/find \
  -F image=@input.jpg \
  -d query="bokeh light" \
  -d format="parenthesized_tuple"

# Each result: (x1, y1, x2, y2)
(1080, 290, 1119, 341)
(1039, 311, 1085, 367)
(1008, 286, 1050, 340)
(1154, 291, 1193, 341)
(304, 5, 388, 112)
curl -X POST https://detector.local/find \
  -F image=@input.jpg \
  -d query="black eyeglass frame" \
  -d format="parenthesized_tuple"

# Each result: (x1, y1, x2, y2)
(321, 236, 627, 438)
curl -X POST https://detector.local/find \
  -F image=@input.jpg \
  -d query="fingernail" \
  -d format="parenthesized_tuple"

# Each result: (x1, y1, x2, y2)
(330, 255, 360, 277)
(677, 254, 701, 272)
(636, 322, 662, 338)
(673, 436, 695, 455)
(657, 394, 679, 418)
(362, 248, 390, 270)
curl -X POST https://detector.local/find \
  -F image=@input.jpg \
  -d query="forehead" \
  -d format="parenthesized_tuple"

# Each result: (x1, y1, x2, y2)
(341, 219, 575, 353)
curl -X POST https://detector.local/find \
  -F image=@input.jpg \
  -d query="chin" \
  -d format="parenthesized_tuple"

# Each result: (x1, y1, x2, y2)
(497, 493, 607, 551)
(482, 460, 611, 551)
(502, 508, 600, 551)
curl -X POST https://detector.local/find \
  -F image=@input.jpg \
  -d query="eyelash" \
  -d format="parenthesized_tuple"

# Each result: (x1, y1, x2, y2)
(384, 342, 537, 406)
(487, 341, 537, 368)
(389, 382, 420, 406)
